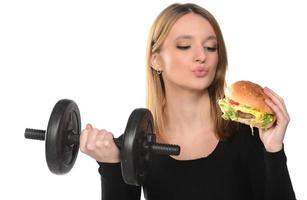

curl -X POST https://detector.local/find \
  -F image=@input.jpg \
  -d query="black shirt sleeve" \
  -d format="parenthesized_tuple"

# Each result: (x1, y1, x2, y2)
(264, 148, 296, 200)
(239, 125, 296, 200)
(98, 162, 141, 200)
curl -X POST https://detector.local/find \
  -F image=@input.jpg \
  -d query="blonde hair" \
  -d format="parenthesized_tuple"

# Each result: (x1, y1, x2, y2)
(146, 3, 236, 140)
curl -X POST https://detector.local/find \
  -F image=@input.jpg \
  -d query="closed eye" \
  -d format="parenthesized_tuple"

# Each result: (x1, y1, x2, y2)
(176, 46, 191, 50)
(205, 47, 218, 52)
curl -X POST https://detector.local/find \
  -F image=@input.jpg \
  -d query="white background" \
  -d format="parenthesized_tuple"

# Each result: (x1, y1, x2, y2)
(0, 0, 306, 199)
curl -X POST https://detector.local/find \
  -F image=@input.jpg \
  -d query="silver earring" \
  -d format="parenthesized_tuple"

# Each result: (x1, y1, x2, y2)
(157, 69, 162, 75)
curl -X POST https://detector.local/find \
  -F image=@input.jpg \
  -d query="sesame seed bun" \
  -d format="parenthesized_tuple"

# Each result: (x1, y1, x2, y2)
(227, 80, 274, 114)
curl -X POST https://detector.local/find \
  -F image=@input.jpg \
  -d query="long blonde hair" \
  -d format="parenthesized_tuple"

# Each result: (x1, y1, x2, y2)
(146, 3, 235, 140)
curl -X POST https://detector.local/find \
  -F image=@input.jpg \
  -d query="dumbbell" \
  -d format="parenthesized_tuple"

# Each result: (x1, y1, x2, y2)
(25, 99, 180, 186)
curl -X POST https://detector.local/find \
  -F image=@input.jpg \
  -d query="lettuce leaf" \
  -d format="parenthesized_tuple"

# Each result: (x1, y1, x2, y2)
(218, 99, 237, 120)
(262, 114, 274, 128)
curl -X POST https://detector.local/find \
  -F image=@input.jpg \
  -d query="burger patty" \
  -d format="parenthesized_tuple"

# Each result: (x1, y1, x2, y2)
(236, 110, 255, 119)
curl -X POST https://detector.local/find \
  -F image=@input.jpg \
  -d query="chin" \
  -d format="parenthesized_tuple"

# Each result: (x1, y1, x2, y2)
(189, 80, 212, 91)
(184, 83, 210, 93)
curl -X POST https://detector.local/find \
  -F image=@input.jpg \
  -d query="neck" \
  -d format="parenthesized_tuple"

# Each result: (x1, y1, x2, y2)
(163, 87, 214, 140)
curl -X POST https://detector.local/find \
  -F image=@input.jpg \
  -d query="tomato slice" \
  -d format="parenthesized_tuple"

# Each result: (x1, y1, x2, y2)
(229, 99, 240, 106)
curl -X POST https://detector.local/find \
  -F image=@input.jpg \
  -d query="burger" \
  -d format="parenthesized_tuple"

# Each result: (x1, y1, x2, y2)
(218, 80, 276, 130)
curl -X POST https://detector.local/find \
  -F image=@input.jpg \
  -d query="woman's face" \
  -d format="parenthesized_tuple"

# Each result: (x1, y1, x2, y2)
(153, 13, 218, 92)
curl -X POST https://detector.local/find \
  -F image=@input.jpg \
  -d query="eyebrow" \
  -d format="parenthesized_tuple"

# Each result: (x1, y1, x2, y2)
(175, 35, 217, 41)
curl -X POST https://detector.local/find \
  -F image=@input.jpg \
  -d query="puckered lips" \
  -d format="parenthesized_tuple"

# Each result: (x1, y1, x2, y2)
(192, 67, 209, 77)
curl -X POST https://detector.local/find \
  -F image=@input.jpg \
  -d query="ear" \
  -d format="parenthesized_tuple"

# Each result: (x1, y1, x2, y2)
(150, 53, 162, 71)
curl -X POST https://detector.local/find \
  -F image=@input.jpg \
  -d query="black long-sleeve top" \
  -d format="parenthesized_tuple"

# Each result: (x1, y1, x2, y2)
(98, 125, 296, 200)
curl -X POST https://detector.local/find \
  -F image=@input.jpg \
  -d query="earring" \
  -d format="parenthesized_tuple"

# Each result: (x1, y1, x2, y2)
(157, 69, 162, 75)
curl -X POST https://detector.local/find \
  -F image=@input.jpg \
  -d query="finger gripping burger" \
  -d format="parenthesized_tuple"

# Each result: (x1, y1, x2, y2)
(218, 80, 276, 129)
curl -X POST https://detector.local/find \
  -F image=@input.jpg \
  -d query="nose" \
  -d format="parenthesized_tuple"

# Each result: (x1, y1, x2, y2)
(194, 46, 206, 63)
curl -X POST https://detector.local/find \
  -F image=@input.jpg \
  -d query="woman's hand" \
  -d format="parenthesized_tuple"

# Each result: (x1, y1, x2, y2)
(80, 124, 121, 163)
(259, 87, 290, 152)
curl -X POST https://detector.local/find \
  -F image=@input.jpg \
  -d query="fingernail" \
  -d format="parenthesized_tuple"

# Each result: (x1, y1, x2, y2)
(263, 87, 271, 93)
(86, 124, 92, 130)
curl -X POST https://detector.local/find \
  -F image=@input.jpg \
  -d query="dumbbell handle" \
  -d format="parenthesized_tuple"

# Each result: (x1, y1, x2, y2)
(25, 128, 180, 156)
(25, 128, 46, 140)
(24, 128, 122, 147)
(150, 143, 180, 155)
(66, 131, 123, 148)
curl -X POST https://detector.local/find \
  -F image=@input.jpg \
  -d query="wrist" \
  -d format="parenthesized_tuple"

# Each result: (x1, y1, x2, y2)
(265, 143, 283, 153)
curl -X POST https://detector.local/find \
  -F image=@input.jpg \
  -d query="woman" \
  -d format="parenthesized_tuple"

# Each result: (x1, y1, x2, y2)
(80, 3, 296, 200)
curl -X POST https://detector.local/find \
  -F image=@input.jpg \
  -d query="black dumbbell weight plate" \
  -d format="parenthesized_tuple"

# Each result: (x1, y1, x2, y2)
(46, 99, 81, 174)
(121, 108, 154, 186)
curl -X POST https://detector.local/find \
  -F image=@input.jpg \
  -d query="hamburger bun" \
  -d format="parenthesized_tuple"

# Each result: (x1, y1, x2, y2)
(227, 80, 273, 114)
